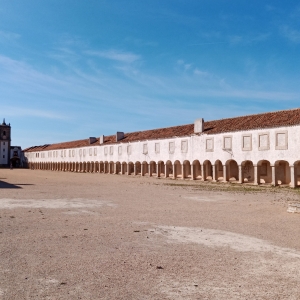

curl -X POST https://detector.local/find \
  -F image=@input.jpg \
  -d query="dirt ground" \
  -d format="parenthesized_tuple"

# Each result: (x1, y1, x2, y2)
(1, 169, 300, 300)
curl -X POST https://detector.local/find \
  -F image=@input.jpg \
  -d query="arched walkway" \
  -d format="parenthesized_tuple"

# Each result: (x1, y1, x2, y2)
(165, 161, 173, 178)
(203, 160, 212, 181)
(225, 159, 239, 182)
(182, 160, 191, 179)
(135, 162, 141, 175)
(214, 160, 223, 181)
(142, 161, 148, 176)
(122, 162, 127, 175)
(150, 161, 156, 177)
(158, 161, 165, 177)
(192, 160, 201, 180)
(275, 160, 290, 185)
(128, 162, 134, 175)
(257, 160, 272, 184)
(241, 160, 254, 183)
(174, 160, 182, 179)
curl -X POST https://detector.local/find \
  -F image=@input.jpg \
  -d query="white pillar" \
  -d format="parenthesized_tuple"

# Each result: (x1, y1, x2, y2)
(290, 165, 296, 188)
(238, 165, 242, 184)
(181, 164, 185, 180)
(173, 164, 176, 179)
(253, 165, 259, 185)
(271, 165, 277, 186)
(165, 164, 168, 178)
(212, 165, 216, 182)
(191, 164, 194, 180)
(201, 164, 205, 181)
(114, 163, 117, 174)
(223, 165, 227, 182)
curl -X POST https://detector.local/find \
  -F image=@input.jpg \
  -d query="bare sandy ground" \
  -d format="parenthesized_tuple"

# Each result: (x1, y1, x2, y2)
(1, 169, 300, 300)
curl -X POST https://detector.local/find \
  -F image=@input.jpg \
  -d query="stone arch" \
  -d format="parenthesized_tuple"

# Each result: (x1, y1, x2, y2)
(83, 162, 87, 172)
(135, 161, 141, 175)
(225, 159, 239, 182)
(108, 161, 114, 174)
(90, 161, 94, 173)
(214, 160, 224, 181)
(174, 160, 182, 179)
(203, 160, 212, 181)
(94, 161, 99, 173)
(183, 160, 191, 179)
(241, 160, 254, 183)
(128, 162, 134, 175)
(158, 161, 165, 177)
(115, 161, 121, 174)
(122, 162, 127, 175)
(142, 161, 148, 176)
(150, 161, 156, 177)
(275, 160, 290, 185)
(99, 161, 104, 173)
(104, 161, 109, 173)
(165, 160, 173, 178)
(192, 160, 201, 180)
(257, 160, 272, 184)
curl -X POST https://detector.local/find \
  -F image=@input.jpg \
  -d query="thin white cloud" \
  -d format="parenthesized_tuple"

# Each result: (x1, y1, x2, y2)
(1, 106, 67, 120)
(0, 30, 20, 41)
(85, 49, 141, 63)
(280, 25, 300, 43)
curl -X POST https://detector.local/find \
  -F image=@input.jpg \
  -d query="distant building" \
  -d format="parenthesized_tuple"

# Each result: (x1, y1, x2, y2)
(23, 108, 300, 188)
(0, 119, 11, 167)
(0, 119, 24, 167)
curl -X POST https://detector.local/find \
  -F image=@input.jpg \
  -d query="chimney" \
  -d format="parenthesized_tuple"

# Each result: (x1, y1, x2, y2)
(99, 135, 105, 144)
(89, 137, 97, 144)
(116, 132, 124, 142)
(194, 118, 204, 133)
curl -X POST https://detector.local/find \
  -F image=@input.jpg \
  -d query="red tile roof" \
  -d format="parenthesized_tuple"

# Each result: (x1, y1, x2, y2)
(24, 108, 300, 152)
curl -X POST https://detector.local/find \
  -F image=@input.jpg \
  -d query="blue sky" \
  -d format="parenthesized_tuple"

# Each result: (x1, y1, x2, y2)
(0, 1, 300, 148)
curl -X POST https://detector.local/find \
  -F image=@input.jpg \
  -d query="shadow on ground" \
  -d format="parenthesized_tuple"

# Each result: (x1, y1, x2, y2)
(0, 180, 34, 189)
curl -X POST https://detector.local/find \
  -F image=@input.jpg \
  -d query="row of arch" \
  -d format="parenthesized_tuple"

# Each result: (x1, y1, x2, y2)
(29, 159, 300, 187)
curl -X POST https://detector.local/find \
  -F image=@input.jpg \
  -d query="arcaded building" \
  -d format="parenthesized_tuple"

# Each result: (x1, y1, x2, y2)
(24, 108, 300, 188)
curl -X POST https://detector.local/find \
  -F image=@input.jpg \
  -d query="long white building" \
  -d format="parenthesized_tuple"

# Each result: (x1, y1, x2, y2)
(23, 108, 300, 188)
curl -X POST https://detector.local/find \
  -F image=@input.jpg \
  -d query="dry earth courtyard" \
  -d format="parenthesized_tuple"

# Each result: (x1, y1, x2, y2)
(1, 169, 300, 299)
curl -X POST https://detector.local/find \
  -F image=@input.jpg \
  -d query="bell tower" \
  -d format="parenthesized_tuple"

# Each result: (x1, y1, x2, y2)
(0, 119, 11, 167)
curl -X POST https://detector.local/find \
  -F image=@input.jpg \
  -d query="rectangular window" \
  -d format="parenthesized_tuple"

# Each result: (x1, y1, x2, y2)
(118, 146, 122, 155)
(69, 150, 71, 157)
(104, 147, 108, 155)
(109, 146, 113, 155)
(143, 144, 148, 154)
(206, 138, 214, 152)
(72, 150, 75, 157)
(242, 134, 252, 151)
(127, 145, 132, 155)
(79, 149, 82, 156)
(181, 140, 188, 153)
(258, 133, 270, 150)
(223, 136, 232, 150)
(94, 148, 97, 156)
(89, 148, 92, 156)
(275, 131, 288, 150)
(155, 143, 160, 153)
(169, 141, 175, 153)
(64, 150, 66, 157)
(83, 149, 86, 157)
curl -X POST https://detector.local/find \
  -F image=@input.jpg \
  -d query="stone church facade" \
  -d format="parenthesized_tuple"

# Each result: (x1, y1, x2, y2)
(0, 119, 11, 167)
(23, 108, 300, 188)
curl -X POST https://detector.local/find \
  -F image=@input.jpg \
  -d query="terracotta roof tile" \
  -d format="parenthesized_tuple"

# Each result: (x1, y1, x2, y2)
(24, 108, 300, 152)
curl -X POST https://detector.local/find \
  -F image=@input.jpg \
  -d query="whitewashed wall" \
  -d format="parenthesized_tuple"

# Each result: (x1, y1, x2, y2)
(24, 124, 300, 166)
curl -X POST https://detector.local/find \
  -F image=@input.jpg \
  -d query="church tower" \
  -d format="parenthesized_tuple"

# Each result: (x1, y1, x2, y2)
(0, 119, 11, 167)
